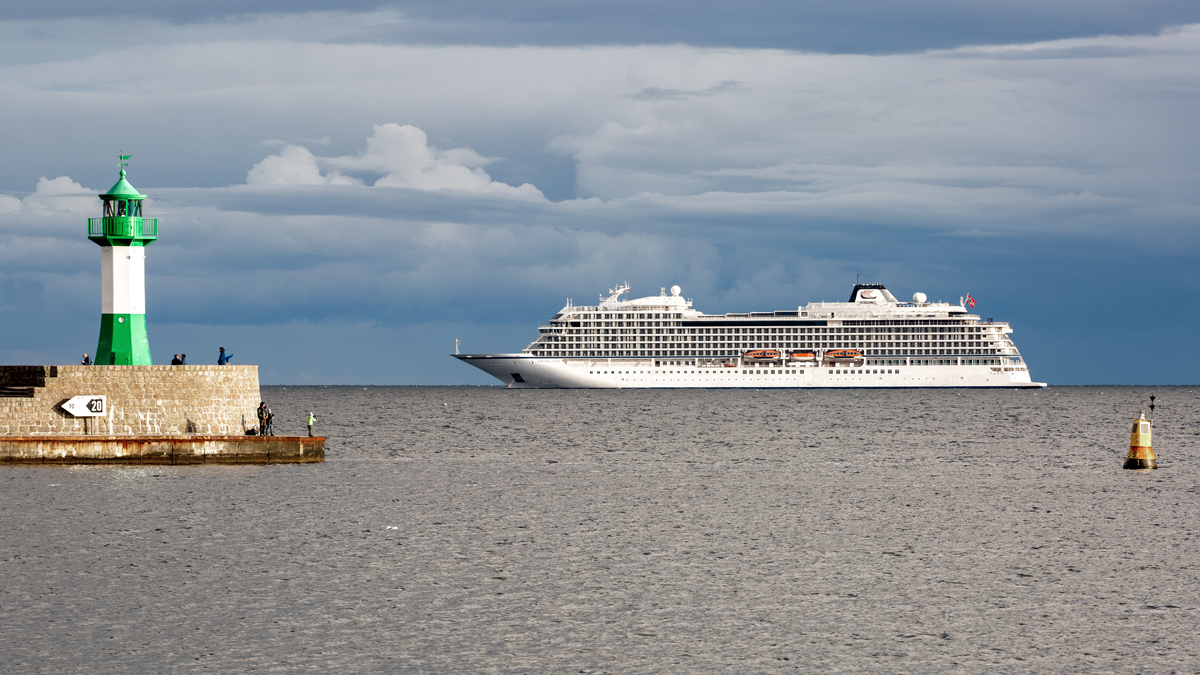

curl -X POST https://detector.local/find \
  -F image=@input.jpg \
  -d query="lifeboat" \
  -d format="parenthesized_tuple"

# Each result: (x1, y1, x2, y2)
(742, 349, 781, 362)
(824, 349, 863, 361)
(787, 350, 817, 360)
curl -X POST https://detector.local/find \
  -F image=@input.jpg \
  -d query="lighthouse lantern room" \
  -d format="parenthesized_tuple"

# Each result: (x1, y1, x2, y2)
(87, 155, 157, 365)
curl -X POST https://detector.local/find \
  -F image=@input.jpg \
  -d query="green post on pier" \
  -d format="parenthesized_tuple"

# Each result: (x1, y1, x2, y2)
(88, 156, 157, 365)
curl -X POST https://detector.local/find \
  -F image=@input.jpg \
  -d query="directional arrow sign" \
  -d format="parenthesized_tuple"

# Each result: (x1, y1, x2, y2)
(62, 395, 106, 417)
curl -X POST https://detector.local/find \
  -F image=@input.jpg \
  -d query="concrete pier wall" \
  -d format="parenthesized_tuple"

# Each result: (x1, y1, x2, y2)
(0, 365, 260, 436)
(0, 435, 324, 464)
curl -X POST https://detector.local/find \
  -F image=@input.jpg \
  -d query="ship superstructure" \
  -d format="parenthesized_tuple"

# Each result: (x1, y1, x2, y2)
(454, 283, 1044, 388)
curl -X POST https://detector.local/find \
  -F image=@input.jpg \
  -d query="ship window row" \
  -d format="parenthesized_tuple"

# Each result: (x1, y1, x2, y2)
(867, 358, 1004, 366)
(529, 341, 1004, 357)
(562, 359, 1001, 375)
(585, 368, 803, 374)
(842, 319, 984, 326)
(546, 323, 991, 334)
(544, 334, 994, 341)
(537, 334, 996, 346)
(538, 334, 997, 346)
(563, 316, 989, 326)
(540, 331, 988, 338)
(529, 344, 1011, 365)
(562, 312, 683, 320)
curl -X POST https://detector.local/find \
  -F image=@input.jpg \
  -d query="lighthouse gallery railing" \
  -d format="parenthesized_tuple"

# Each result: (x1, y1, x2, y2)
(88, 217, 158, 239)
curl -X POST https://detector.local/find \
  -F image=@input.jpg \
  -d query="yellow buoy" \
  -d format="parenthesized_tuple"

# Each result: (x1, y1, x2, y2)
(1124, 395, 1157, 470)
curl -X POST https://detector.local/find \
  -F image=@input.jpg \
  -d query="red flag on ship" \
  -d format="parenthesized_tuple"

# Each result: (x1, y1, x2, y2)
(966, 293, 977, 308)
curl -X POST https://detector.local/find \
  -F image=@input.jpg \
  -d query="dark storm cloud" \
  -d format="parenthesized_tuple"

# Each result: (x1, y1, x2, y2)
(3, 16, 1200, 384)
(4, 1, 1200, 53)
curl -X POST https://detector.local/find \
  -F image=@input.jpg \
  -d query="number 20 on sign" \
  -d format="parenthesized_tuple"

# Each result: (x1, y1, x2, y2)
(62, 395, 106, 417)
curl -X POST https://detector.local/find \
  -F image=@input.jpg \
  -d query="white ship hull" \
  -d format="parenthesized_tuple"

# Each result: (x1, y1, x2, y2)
(454, 282, 1046, 388)
(455, 354, 1045, 388)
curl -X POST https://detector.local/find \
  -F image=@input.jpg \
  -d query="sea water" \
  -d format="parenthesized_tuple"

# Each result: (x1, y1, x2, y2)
(2, 386, 1198, 673)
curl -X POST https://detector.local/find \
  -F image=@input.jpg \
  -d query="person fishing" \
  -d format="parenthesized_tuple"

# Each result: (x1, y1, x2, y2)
(257, 402, 268, 436)
(218, 347, 233, 365)
(306, 411, 316, 437)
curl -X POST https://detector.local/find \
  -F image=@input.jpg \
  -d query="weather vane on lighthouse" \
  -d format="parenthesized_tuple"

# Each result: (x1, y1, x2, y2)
(87, 154, 157, 364)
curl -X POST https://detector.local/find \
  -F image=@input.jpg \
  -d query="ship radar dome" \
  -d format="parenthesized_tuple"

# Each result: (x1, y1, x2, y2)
(671, 285, 681, 296)
(913, 292, 927, 304)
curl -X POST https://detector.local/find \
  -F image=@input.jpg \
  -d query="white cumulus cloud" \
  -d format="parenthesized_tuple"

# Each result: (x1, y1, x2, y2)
(0, 176, 97, 218)
(247, 124, 544, 199)
(246, 144, 361, 186)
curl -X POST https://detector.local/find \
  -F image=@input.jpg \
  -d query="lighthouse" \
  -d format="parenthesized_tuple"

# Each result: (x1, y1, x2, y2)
(87, 156, 156, 365)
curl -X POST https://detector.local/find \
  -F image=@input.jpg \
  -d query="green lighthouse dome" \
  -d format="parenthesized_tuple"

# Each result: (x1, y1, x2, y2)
(101, 168, 146, 201)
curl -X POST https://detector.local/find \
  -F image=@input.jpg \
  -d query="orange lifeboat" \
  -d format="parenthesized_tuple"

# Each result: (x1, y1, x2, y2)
(742, 349, 781, 361)
(787, 350, 817, 360)
(824, 349, 863, 360)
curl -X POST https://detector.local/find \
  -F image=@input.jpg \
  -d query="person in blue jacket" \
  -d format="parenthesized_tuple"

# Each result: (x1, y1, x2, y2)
(218, 347, 233, 365)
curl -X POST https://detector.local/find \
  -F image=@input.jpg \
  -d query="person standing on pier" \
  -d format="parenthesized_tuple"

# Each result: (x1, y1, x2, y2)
(218, 347, 233, 365)
(80, 353, 92, 365)
(306, 412, 316, 437)
(257, 402, 268, 435)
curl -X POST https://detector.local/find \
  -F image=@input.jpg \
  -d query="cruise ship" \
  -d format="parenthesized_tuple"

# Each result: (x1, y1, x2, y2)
(454, 283, 1045, 388)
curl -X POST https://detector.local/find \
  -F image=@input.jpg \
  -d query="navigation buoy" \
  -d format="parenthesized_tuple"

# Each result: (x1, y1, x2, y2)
(1124, 395, 1157, 470)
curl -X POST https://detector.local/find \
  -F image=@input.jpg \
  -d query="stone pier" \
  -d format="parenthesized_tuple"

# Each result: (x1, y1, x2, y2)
(1, 365, 261, 435)
(0, 435, 324, 464)
(0, 365, 323, 464)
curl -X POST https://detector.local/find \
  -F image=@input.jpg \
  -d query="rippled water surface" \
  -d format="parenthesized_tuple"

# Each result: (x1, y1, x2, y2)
(3, 386, 1200, 673)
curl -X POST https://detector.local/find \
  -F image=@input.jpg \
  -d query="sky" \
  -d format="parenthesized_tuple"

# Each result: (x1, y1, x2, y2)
(1, 1, 1198, 385)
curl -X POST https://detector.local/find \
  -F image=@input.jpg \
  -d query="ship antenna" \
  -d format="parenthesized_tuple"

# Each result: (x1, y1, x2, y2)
(455, 338, 460, 355)
(1150, 394, 1155, 422)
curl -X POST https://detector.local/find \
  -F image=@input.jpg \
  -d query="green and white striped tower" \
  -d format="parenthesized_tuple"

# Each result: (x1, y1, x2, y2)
(87, 156, 157, 365)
